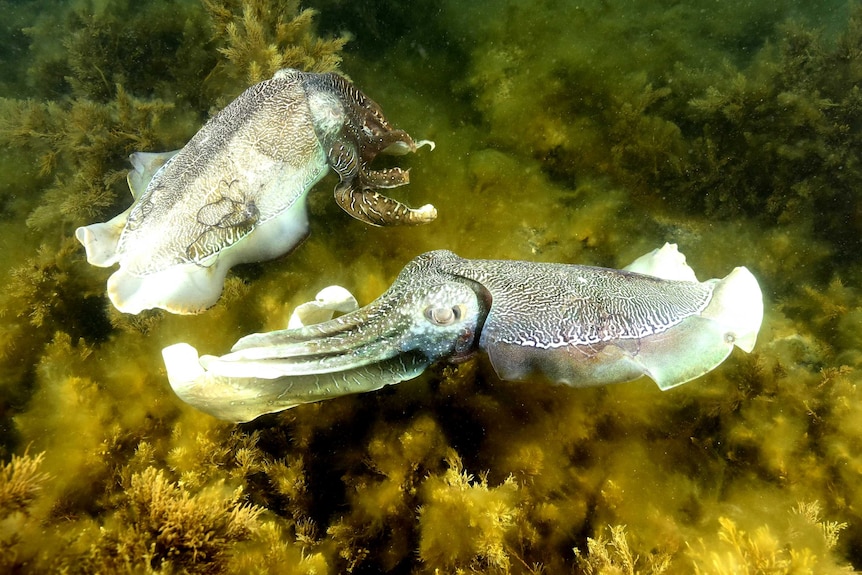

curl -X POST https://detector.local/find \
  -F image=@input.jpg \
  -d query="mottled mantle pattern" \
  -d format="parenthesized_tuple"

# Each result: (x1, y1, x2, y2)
(76, 69, 435, 315)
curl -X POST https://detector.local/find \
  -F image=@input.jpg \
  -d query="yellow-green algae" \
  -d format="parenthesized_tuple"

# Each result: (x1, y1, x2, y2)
(1, 0, 861, 572)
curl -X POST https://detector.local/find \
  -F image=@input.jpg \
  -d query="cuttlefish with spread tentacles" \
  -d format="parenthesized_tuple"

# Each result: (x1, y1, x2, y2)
(76, 69, 435, 315)
(163, 244, 764, 422)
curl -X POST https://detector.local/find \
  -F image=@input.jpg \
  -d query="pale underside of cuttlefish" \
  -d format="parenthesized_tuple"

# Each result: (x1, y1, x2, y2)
(76, 69, 435, 315)
(163, 244, 764, 422)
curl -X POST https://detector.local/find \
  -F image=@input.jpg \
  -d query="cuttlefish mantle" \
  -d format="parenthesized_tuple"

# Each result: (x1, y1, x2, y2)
(163, 244, 764, 422)
(76, 69, 435, 315)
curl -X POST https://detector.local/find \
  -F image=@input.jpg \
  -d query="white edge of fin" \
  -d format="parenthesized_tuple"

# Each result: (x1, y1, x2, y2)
(700, 266, 764, 353)
(623, 242, 698, 282)
(75, 209, 131, 267)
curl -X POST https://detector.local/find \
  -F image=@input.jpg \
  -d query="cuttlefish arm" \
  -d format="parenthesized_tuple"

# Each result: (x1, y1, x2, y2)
(163, 245, 763, 422)
(306, 72, 437, 226)
(163, 256, 485, 421)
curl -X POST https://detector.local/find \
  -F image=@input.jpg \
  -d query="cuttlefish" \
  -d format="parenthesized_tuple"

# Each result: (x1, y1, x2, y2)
(163, 244, 764, 422)
(76, 69, 435, 315)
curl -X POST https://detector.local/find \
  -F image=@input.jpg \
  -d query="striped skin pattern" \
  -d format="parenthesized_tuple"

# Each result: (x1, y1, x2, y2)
(163, 246, 763, 422)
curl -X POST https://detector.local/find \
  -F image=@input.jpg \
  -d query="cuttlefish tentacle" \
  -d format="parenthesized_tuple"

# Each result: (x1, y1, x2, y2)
(308, 71, 436, 226)
(324, 126, 435, 225)
(165, 260, 484, 421)
(328, 133, 436, 225)
(163, 244, 763, 422)
(362, 167, 411, 189)
(307, 73, 422, 157)
(334, 185, 437, 226)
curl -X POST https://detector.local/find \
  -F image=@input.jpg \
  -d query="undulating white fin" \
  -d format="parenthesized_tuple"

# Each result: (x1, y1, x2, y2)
(76, 150, 180, 267)
(106, 188, 311, 314)
(107, 261, 230, 315)
(636, 265, 763, 390)
(700, 266, 763, 353)
(127, 150, 179, 199)
(623, 242, 698, 282)
(75, 209, 130, 267)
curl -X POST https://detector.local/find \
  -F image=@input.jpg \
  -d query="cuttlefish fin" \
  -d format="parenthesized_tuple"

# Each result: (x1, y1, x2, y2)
(127, 150, 180, 199)
(623, 242, 698, 282)
(635, 265, 762, 390)
(107, 261, 231, 315)
(106, 192, 311, 315)
(75, 150, 181, 267)
(75, 210, 129, 267)
(700, 266, 763, 354)
(479, 246, 762, 392)
(621, 243, 762, 386)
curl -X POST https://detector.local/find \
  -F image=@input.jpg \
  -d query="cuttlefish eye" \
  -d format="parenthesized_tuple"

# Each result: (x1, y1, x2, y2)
(424, 305, 464, 326)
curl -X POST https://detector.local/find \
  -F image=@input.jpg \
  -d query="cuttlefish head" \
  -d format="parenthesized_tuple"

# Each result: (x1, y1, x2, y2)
(163, 253, 487, 422)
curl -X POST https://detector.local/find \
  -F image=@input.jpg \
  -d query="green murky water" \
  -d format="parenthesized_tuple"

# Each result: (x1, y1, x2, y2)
(1, 0, 860, 572)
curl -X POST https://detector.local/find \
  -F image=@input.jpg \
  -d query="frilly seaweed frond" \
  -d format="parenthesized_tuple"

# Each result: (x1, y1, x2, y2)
(0, 450, 49, 520)
(777, 275, 859, 352)
(166, 422, 261, 491)
(608, 80, 685, 184)
(0, 88, 176, 232)
(326, 414, 451, 571)
(0, 450, 51, 573)
(667, 9, 862, 256)
(227, 520, 332, 575)
(635, 18, 862, 241)
(687, 508, 853, 575)
(417, 451, 521, 573)
(88, 466, 262, 574)
(0, 238, 107, 423)
(574, 524, 671, 575)
(203, 0, 349, 88)
(793, 501, 848, 551)
(7, 238, 101, 332)
(24, 0, 215, 103)
(461, 1, 862, 262)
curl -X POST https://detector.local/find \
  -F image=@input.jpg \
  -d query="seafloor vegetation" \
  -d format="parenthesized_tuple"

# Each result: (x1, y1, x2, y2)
(0, 0, 861, 572)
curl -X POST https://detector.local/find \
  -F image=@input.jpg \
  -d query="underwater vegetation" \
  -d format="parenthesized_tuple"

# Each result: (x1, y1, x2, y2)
(658, 18, 862, 263)
(1, 0, 862, 572)
(205, 0, 348, 88)
(447, 0, 862, 272)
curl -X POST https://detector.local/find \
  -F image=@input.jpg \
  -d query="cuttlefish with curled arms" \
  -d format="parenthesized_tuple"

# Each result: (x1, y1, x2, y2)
(76, 69, 435, 315)
(162, 244, 764, 422)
